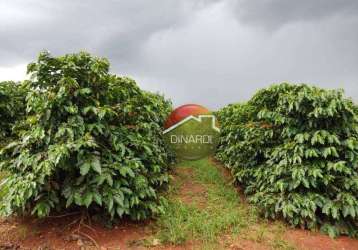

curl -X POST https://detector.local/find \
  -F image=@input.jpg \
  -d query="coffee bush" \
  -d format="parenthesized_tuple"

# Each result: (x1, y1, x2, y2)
(0, 81, 26, 145)
(216, 83, 358, 237)
(0, 52, 172, 221)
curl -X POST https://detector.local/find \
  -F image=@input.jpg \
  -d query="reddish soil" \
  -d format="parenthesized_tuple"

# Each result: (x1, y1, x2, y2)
(0, 215, 203, 250)
(174, 167, 207, 207)
(228, 240, 270, 250)
(210, 158, 233, 181)
(285, 229, 358, 250)
(0, 215, 153, 250)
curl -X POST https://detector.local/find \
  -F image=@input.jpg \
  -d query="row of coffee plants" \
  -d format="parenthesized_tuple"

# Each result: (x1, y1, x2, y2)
(216, 83, 358, 237)
(0, 52, 173, 221)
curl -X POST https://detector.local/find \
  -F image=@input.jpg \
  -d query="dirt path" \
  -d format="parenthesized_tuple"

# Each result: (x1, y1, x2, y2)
(1, 158, 358, 250)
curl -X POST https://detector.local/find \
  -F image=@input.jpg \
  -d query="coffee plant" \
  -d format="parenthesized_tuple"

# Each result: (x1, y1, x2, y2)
(0, 51, 172, 221)
(216, 83, 358, 237)
(0, 81, 26, 201)
(0, 81, 26, 145)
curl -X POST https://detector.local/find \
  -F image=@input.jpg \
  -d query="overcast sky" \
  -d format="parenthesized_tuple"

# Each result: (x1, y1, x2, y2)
(0, 0, 357, 109)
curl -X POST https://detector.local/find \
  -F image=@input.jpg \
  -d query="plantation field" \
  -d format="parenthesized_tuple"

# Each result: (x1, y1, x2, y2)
(0, 157, 357, 250)
(1, 53, 357, 250)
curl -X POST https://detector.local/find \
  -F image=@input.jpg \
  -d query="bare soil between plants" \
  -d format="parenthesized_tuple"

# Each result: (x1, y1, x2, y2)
(1, 158, 358, 250)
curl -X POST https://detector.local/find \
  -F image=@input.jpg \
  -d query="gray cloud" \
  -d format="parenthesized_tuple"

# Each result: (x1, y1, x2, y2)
(0, 0, 214, 65)
(0, 0, 357, 109)
(232, 0, 358, 30)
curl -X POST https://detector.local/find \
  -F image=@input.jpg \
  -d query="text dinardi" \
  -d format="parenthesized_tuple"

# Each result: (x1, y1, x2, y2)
(170, 134, 213, 144)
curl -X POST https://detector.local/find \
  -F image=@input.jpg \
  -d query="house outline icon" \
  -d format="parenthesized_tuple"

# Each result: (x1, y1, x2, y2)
(163, 115, 220, 134)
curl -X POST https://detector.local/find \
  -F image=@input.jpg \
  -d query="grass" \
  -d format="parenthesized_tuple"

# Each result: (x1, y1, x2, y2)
(0, 172, 7, 201)
(154, 157, 297, 249)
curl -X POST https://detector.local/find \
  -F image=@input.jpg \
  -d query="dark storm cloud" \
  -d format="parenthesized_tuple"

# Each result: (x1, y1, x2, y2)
(0, 0, 357, 108)
(0, 0, 215, 66)
(232, 0, 358, 30)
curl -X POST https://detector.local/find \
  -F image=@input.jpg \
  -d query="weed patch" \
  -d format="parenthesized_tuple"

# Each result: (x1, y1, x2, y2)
(155, 158, 293, 249)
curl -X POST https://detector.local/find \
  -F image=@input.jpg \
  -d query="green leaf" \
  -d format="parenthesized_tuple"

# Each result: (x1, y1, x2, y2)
(108, 198, 114, 211)
(93, 193, 102, 206)
(74, 193, 83, 206)
(66, 195, 74, 208)
(119, 143, 126, 157)
(32, 202, 51, 218)
(91, 157, 101, 174)
(116, 207, 124, 217)
(114, 195, 124, 206)
(143, 145, 153, 155)
(106, 173, 113, 186)
(83, 192, 93, 208)
(80, 162, 91, 175)
(119, 166, 135, 178)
